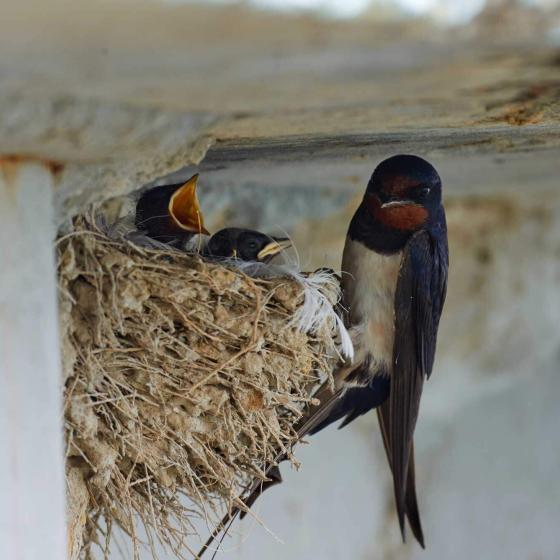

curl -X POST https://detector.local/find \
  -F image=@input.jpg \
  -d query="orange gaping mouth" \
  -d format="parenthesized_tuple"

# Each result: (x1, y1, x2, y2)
(168, 174, 210, 235)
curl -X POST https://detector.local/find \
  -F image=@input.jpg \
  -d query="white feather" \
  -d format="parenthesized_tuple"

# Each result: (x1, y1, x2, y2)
(228, 260, 354, 361)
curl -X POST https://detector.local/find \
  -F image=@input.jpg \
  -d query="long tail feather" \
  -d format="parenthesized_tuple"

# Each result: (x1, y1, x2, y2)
(376, 400, 425, 547)
(197, 383, 343, 558)
(239, 466, 283, 519)
(403, 447, 425, 548)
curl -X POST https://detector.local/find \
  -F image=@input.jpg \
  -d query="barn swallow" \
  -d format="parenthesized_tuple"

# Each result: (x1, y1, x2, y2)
(204, 228, 291, 263)
(198, 155, 448, 556)
(134, 174, 209, 248)
(300, 154, 448, 546)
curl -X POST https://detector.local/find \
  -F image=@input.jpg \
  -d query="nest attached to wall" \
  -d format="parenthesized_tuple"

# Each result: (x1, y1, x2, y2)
(59, 218, 346, 559)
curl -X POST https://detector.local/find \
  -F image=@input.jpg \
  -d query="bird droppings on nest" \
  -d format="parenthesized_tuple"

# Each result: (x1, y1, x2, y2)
(59, 217, 349, 560)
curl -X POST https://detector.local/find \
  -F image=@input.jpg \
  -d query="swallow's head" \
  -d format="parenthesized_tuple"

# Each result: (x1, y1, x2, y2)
(365, 155, 442, 232)
(206, 228, 291, 263)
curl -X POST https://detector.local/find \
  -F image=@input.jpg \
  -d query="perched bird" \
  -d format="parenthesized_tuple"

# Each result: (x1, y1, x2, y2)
(303, 153, 448, 546)
(198, 154, 448, 557)
(134, 174, 209, 248)
(204, 227, 291, 263)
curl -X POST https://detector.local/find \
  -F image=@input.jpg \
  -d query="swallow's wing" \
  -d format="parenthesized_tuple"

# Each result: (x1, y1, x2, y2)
(307, 373, 390, 435)
(390, 224, 448, 539)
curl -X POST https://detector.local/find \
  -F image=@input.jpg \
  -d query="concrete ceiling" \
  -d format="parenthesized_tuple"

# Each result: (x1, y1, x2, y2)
(0, 1, 558, 224)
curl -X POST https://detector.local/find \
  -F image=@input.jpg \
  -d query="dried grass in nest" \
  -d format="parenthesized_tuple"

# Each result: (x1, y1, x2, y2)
(58, 218, 344, 559)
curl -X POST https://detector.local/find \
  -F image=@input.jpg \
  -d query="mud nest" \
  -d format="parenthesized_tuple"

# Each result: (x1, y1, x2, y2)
(58, 219, 345, 559)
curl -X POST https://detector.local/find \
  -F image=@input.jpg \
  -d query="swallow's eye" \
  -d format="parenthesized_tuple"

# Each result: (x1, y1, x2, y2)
(247, 241, 258, 250)
(415, 186, 431, 199)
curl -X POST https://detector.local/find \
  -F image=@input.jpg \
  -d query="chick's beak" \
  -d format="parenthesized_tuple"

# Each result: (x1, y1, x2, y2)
(168, 174, 210, 235)
(256, 237, 292, 261)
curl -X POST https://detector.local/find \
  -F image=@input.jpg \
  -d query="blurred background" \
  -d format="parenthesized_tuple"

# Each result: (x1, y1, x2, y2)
(2, 0, 560, 558)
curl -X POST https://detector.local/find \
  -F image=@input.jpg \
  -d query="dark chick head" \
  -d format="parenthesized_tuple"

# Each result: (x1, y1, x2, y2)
(364, 155, 442, 232)
(135, 174, 209, 246)
(205, 228, 291, 263)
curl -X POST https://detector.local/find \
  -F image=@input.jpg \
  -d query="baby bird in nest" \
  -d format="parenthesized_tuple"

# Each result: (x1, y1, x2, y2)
(135, 174, 291, 263)
(135, 174, 209, 248)
(204, 228, 291, 263)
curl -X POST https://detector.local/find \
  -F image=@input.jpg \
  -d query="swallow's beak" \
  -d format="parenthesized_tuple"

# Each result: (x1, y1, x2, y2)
(380, 199, 415, 209)
(168, 174, 210, 235)
(256, 237, 292, 261)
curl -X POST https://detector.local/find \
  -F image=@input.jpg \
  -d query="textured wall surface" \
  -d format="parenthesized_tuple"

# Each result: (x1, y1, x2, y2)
(1, 1, 559, 559)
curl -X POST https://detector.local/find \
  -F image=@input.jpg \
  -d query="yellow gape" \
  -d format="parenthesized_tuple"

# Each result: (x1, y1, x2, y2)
(168, 174, 210, 235)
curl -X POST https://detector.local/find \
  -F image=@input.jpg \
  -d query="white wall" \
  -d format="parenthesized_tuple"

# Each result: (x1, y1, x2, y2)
(218, 360, 560, 560)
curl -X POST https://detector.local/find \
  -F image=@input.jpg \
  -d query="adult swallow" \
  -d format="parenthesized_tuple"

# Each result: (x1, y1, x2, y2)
(198, 155, 448, 556)
(303, 154, 448, 546)
(204, 228, 291, 263)
(134, 174, 209, 248)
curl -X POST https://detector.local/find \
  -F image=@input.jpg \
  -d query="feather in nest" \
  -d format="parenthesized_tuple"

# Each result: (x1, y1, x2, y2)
(100, 214, 354, 361)
(231, 259, 354, 361)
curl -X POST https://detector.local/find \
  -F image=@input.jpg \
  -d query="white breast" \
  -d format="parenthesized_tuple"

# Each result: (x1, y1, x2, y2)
(341, 237, 402, 375)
